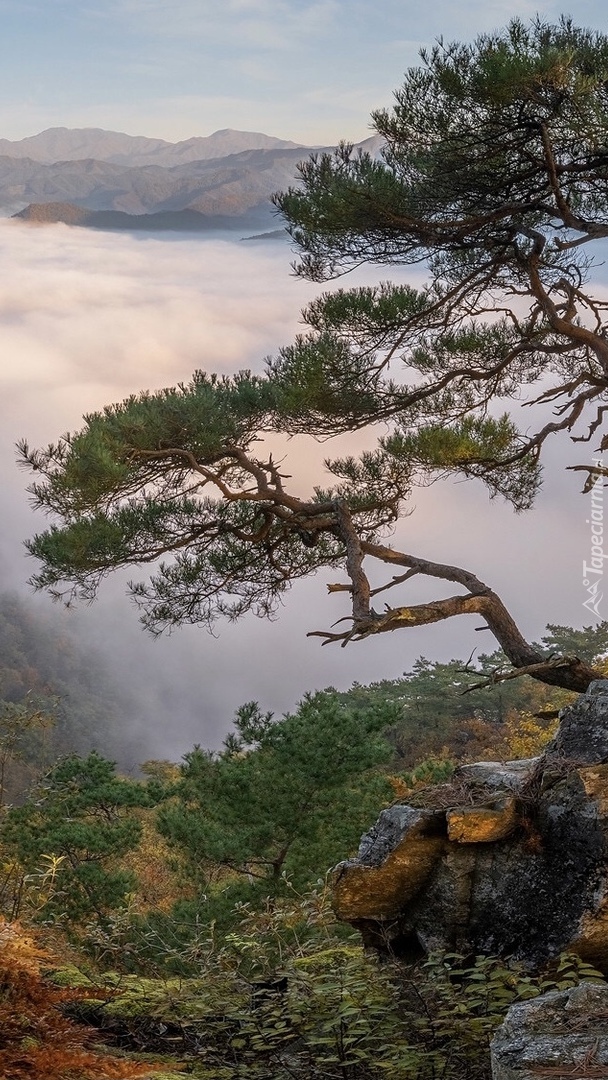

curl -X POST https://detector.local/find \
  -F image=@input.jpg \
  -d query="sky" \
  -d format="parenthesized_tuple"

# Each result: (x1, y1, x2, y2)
(2, 1, 608, 758)
(0, 0, 607, 145)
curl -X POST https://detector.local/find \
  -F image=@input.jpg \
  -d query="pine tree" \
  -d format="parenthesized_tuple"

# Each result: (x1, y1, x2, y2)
(158, 693, 395, 908)
(18, 18, 608, 692)
(1, 752, 159, 922)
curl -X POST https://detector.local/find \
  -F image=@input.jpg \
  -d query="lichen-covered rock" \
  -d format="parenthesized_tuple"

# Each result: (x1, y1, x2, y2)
(456, 759, 539, 791)
(333, 806, 446, 921)
(447, 797, 518, 843)
(332, 681, 608, 970)
(490, 981, 608, 1079)
(545, 679, 608, 764)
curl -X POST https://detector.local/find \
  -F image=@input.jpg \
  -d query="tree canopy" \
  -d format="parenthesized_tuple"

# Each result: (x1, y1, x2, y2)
(1, 752, 158, 921)
(18, 17, 608, 693)
(273, 16, 608, 459)
(157, 693, 394, 915)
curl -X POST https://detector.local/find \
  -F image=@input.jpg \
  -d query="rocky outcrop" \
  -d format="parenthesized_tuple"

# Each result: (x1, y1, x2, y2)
(490, 981, 608, 1079)
(331, 806, 445, 923)
(546, 678, 608, 762)
(333, 681, 608, 970)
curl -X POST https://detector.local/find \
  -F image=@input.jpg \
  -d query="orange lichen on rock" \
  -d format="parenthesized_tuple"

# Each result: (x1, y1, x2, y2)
(446, 798, 519, 844)
(333, 807, 446, 921)
(570, 902, 608, 974)
(579, 763, 608, 812)
(565, 764, 608, 973)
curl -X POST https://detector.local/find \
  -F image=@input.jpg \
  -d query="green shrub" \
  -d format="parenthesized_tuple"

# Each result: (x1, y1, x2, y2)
(71, 883, 605, 1079)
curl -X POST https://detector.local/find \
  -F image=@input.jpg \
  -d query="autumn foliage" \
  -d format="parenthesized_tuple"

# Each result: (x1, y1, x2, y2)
(0, 918, 157, 1080)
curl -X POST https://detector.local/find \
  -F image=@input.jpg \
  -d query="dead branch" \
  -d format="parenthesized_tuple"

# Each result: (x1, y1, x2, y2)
(461, 655, 584, 693)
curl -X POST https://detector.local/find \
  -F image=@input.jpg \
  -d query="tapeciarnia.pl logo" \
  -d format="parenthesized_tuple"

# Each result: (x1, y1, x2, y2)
(582, 456, 605, 617)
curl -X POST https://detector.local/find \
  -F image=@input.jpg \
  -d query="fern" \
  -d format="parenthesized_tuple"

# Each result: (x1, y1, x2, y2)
(0, 917, 163, 1079)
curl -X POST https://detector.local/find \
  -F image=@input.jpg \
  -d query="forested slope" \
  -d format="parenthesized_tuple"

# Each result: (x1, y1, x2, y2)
(0, 592, 145, 801)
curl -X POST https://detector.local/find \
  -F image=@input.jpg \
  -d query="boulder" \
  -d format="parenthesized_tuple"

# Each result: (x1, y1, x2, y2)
(545, 679, 608, 764)
(456, 759, 539, 790)
(332, 681, 608, 969)
(490, 981, 608, 1080)
(333, 806, 446, 922)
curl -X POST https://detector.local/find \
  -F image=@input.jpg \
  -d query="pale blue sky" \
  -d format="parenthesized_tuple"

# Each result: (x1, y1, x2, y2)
(1, 0, 607, 144)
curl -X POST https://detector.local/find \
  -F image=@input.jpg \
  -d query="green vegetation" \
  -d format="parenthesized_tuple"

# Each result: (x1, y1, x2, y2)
(157, 693, 395, 909)
(1, 752, 160, 922)
(333, 623, 608, 766)
(0, 620, 605, 1076)
(2, 620, 597, 936)
(4, 615, 590, 928)
(48, 888, 607, 1080)
(0, 697, 53, 809)
(0, 591, 153, 801)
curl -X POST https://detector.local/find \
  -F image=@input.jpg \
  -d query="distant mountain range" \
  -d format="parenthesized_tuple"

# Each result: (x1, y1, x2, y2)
(0, 126, 306, 166)
(2, 126, 383, 233)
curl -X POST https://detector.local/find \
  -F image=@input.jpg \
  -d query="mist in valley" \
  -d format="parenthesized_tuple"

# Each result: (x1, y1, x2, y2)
(0, 218, 597, 764)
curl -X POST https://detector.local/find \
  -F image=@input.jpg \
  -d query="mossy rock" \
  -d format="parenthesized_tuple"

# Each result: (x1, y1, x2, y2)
(62, 972, 246, 1054)
(46, 963, 100, 988)
(53, 969, 222, 1022)
(187, 1071, 239, 1079)
(62, 997, 108, 1025)
(97, 976, 232, 1022)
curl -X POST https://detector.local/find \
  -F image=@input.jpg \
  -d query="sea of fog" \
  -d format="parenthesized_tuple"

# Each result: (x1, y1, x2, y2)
(0, 219, 597, 760)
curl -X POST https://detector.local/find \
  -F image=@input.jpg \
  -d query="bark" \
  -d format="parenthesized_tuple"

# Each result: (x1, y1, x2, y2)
(314, 536, 603, 693)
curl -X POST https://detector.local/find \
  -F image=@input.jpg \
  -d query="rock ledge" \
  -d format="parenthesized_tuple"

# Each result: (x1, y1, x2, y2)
(333, 681, 608, 969)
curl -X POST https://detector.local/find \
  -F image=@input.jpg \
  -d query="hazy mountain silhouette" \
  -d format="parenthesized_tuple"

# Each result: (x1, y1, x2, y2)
(14, 202, 274, 233)
(1, 127, 384, 227)
(0, 126, 307, 166)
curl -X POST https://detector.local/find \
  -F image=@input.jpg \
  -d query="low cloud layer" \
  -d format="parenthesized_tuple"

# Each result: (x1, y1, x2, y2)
(0, 219, 595, 760)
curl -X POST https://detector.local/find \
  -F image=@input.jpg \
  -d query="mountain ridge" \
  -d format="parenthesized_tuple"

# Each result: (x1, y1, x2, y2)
(0, 126, 309, 167)
(1, 127, 385, 227)
(14, 202, 276, 234)
(0, 145, 315, 219)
